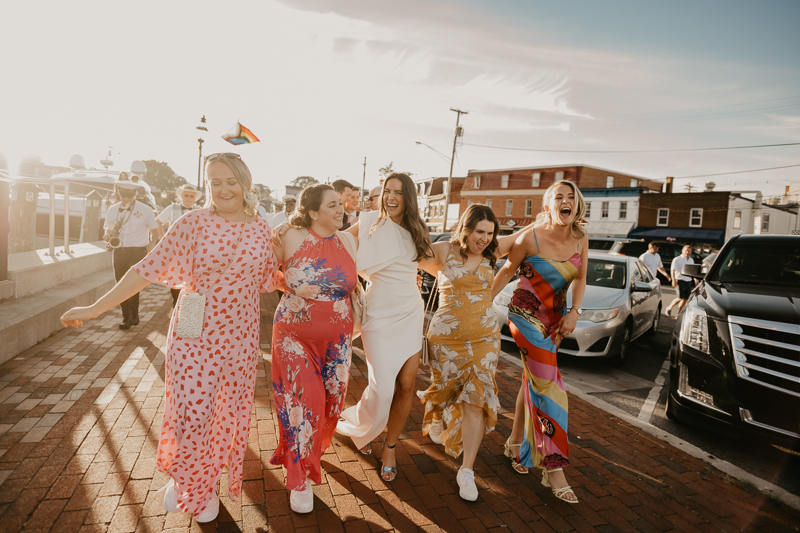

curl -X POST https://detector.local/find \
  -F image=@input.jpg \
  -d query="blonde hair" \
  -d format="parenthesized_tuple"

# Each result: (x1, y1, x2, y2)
(203, 157, 259, 216)
(534, 180, 587, 239)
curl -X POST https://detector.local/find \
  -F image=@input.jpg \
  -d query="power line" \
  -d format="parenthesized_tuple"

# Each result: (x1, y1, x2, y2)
(601, 94, 800, 117)
(463, 141, 800, 154)
(674, 163, 800, 179)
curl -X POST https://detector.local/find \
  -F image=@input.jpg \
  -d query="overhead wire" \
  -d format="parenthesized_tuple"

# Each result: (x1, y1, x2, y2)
(674, 163, 800, 179)
(463, 141, 800, 154)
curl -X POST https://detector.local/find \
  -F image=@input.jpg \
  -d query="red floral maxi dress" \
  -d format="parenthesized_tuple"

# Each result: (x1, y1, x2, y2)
(133, 209, 280, 514)
(269, 230, 357, 490)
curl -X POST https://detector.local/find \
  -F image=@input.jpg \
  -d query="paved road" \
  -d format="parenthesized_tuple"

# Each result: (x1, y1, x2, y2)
(500, 285, 800, 497)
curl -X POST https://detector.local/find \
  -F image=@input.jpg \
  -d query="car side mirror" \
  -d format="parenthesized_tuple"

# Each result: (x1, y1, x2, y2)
(632, 281, 653, 292)
(682, 263, 704, 279)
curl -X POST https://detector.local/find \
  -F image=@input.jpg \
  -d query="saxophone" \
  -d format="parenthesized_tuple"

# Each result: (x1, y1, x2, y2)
(106, 207, 131, 251)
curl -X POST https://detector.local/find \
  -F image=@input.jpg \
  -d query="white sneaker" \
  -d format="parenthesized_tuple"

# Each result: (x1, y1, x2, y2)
(163, 481, 179, 513)
(290, 480, 314, 514)
(457, 467, 478, 501)
(429, 419, 443, 445)
(194, 491, 219, 523)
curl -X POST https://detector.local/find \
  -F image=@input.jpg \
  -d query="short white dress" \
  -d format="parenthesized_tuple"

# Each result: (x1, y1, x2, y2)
(337, 210, 424, 449)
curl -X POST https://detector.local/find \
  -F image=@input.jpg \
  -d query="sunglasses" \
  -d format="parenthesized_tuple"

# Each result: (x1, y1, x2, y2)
(205, 152, 242, 163)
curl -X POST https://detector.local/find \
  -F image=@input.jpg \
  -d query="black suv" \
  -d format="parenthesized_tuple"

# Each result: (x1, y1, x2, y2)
(666, 234, 800, 446)
(610, 239, 703, 282)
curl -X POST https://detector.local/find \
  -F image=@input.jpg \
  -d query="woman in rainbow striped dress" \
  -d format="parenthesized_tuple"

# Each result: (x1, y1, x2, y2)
(492, 180, 588, 504)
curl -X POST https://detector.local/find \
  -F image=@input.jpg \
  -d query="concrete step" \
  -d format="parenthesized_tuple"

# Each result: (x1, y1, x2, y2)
(0, 270, 115, 364)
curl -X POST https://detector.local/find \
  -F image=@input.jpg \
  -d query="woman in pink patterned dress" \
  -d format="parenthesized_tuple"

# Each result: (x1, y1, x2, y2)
(61, 154, 280, 523)
(270, 184, 357, 514)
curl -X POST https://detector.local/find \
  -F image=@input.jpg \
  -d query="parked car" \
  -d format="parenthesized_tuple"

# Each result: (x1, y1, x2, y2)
(493, 252, 662, 365)
(610, 239, 703, 283)
(665, 234, 800, 446)
(588, 237, 630, 252)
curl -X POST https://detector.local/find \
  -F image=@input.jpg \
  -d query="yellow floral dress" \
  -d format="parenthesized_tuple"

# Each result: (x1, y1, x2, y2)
(418, 249, 501, 458)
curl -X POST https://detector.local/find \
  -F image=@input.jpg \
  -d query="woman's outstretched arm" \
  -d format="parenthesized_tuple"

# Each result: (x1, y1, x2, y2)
(61, 270, 151, 327)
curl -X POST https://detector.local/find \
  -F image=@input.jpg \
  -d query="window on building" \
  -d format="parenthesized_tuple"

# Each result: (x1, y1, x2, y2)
(467, 199, 473, 207)
(525, 199, 532, 217)
(474, 175, 481, 188)
(606, 176, 614, 188)
(601, 201, 609, 219)
(532, 172, 540, 187)
(555, 171, 564, 182)
(657, 208, 669, 226)
(501, 174, 509, 188)
(486, 199, 492, 209)
(506, 199, 513, 216)
(763, 213, 770, 232)
(733, 211, 741, 229)
(585, 202, 591, 218)
(619, 201, 627, 220)
(630, 179, 638, 187)
(690, 208, 703, 227)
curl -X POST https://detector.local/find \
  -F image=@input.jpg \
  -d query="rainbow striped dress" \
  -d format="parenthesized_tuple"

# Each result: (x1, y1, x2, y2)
(508, 233, 581, 470)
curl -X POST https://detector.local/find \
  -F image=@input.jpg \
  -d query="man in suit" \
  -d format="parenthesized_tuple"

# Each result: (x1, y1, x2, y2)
(332, 179, 359, 230)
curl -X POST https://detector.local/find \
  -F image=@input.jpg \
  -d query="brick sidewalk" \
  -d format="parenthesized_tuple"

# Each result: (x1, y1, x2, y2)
(1, 285, 798, 532)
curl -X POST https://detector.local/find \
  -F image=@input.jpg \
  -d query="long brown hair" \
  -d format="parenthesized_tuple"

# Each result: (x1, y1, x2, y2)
(534, 180, 587, 239)
(450, 204, 500, 268)
(290, 184, 334, 228)
(372, 173, 432, 262)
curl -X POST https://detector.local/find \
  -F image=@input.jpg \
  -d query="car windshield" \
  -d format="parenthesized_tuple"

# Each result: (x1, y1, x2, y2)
(708, 242, 800, 286)
(586, 259, 627, 289)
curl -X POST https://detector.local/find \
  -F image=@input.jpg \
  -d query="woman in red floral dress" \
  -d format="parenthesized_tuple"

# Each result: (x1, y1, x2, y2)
(270, 184, 358, 514)
(61, 154, 280, 523)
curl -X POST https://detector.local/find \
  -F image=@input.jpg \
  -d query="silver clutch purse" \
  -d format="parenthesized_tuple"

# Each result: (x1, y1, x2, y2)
(174, 291, 206, 339)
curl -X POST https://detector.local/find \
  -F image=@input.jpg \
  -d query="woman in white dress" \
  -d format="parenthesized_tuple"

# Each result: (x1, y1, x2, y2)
(336, 173, 433, 482)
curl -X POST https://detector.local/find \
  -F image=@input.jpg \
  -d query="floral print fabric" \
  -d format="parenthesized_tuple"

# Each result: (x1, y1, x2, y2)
(270, 229, 357, 490)
(418, 249, 501, 459)
(133, 209, 280, 514)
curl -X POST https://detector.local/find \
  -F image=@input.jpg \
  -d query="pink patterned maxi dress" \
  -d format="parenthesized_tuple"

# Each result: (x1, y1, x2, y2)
(269, 229, 357, 490)
(134, 208, 280, 514)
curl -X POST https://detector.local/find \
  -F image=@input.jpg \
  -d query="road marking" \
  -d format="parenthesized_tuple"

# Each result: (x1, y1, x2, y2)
(637, 357, 670, 422)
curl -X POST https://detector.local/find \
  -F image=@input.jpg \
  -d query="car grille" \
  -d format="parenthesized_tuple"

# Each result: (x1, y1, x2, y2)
(729, 315, 800, 398)
(559, 338, 579, 351)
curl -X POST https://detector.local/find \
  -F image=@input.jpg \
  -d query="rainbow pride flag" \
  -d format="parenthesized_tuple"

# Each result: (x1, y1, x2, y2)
(222, 121, 260, 145)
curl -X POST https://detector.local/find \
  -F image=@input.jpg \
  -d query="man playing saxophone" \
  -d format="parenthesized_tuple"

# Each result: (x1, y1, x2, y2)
(104, 178, 161, 329)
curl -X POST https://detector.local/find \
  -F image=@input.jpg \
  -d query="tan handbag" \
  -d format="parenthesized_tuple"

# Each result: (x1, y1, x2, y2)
(351, 281, 367, 339)
(174, 220, 247, 339)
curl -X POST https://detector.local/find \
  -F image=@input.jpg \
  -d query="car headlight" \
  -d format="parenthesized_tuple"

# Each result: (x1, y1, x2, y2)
(579, 308, 620, 323)
(680, 304, 709, 353)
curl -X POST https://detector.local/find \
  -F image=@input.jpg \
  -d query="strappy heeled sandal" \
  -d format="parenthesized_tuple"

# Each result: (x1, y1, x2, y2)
(380, 439, 398, 482)
(356, 439, 372, 456)
(503, 438, 529, 475)
(541, 468, 579, 504)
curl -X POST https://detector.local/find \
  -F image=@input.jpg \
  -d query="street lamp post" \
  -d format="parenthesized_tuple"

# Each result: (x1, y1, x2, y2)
(196, 115, 208, 189)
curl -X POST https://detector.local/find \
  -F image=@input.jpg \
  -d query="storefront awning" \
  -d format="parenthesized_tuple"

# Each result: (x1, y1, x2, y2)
(585, 221, 635, 238)
(628, 226, 725, 244)
(496, 217, 534, 228)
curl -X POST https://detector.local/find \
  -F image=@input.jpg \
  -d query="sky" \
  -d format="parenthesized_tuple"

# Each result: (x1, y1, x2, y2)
(1, 0, 799, 199)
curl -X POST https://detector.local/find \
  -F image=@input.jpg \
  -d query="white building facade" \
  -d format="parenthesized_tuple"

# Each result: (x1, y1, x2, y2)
(582, 188, 645, 238)
(725, 194, 800, 241)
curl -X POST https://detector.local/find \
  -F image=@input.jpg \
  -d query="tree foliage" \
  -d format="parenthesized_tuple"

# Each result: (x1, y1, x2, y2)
(379, 162, 413, 178)
(143, 160, 187, 191)
(290, 176, 319, 188)
(253, 183, 272, 201)
(18, 154, 44, 176)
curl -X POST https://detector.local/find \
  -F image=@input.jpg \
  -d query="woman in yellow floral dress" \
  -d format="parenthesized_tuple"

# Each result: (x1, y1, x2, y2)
(417, 205, 530, 501)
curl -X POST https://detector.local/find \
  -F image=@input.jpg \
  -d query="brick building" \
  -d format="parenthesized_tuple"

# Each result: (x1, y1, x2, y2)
(631, 185, 729, 245)
(458, 164, 661, 231)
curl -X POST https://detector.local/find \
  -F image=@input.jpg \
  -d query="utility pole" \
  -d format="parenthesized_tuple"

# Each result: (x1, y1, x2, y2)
(442, 108, 467, 232)
(361, 157, 367, 209)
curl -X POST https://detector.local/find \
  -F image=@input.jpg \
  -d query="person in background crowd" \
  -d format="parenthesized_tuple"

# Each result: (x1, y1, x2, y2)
(416, 204, 533, 501)
(103, 179, 162, 329)
(131, 173, 157, 209)
(61, 153, 281, 523)
(367, 186, 382, 211)
(332, 179, 360, 230)
(336, 173, 433, 482)
(156, 183, 204, 307)
(667, 245, 695, 315)
(270, 195, 296, 227)
(638, 242, 671, 283)
(110, 171, 130, 205)
(492, 180, 588, 504)
(269, 184, 357, 514)
(256, 202, 270, 222)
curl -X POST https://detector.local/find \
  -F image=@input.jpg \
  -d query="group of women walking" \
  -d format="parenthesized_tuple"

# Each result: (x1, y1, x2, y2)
(60, 154, 588, 522)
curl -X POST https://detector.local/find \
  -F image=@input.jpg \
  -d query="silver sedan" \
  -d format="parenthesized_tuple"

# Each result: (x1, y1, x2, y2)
(493, 253, 662, 366)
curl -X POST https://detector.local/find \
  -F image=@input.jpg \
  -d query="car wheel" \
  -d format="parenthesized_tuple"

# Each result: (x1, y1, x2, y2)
(610, 322, 631, 367)
(665, 389, 679, 422)
(645, 305, 661, 337)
